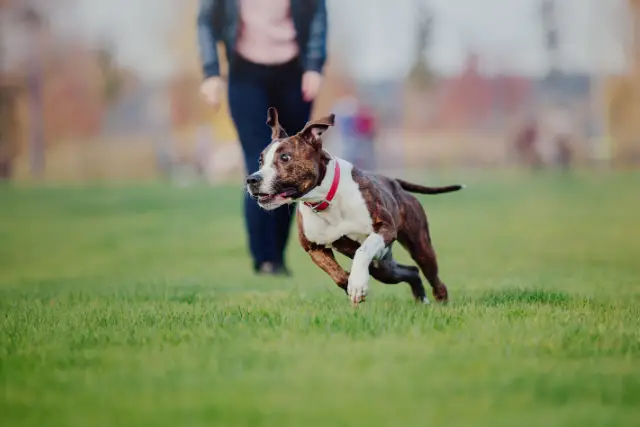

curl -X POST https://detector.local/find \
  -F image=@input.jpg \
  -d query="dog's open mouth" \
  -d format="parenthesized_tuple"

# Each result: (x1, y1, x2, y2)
(256, 188, 298, 204)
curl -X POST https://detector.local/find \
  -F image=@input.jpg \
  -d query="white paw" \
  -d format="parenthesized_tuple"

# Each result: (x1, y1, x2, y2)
(421, 296, 430, 305)
(347, 271, 369, 304)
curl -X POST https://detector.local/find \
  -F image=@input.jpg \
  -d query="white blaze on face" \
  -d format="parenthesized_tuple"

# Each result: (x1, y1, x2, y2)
(259, 141, 280, 194)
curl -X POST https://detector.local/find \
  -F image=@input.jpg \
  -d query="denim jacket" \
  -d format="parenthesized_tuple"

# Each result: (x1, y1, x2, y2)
(197, 0, 328, 79)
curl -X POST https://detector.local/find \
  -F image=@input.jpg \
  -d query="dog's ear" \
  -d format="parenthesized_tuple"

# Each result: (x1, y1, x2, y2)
(266, 107, 288, 140)
(299, 113, 335, 148)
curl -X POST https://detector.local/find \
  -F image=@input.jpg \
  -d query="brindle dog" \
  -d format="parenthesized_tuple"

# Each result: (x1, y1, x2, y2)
(245, 107, 463, 305)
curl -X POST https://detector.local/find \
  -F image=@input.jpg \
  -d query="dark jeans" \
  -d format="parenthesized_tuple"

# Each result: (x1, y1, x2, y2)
(227, 54, 312, 271)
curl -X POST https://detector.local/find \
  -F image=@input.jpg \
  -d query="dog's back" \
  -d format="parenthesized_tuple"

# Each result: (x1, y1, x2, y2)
(353, 168, 463, 206)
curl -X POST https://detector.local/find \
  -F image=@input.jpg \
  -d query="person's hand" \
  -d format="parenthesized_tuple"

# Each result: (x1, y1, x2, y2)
(302, 71, 323, 102)
(200, 76, 225, 110)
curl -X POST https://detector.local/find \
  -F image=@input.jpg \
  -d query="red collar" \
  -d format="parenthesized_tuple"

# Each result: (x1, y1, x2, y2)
(303, 161, 341, 213)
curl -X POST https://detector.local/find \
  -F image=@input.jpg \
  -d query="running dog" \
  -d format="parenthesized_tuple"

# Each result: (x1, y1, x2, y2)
(245, 107, 463, 305)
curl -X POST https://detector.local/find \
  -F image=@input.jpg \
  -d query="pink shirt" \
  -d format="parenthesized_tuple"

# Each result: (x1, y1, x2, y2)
(236, 0, 299, 65)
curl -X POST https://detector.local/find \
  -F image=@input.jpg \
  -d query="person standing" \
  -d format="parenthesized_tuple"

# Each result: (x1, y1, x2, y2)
(197, 0, 327, 276)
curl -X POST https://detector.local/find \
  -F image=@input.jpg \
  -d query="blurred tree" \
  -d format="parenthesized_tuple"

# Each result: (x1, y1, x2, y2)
(407, 3, 436, 90)
(21, 4, 46, 178)
(607, 0, 640, 166)
(0, 0, 19, 179)
(97, 41, 125, 104)
(540, 0, 560, 75)
(633, 0, 640, 67)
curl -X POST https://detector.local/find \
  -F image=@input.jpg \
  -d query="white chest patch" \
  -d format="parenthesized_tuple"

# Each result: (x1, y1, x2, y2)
(299, 159, 373, 246)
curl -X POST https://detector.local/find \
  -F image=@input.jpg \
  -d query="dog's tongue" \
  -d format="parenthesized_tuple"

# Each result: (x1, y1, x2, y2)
(278, 189, 296, 199)
(259, 190, 295, 203)
(259, 193, 288, 202)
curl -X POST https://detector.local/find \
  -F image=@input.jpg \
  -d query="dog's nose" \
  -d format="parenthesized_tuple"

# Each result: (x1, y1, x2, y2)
(246, 173, 262, 186)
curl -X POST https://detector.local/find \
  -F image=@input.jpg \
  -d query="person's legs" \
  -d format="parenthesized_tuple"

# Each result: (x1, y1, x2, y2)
(356, 80, 404, 171)
(227, 63, 277, 272)
(269, 65, 313, 264)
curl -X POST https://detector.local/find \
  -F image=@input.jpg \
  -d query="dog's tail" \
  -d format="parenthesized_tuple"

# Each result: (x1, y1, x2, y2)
(396, 179, 465, 195)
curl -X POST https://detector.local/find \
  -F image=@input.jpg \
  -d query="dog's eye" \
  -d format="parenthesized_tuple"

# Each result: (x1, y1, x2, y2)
(279, 153, 291, 162)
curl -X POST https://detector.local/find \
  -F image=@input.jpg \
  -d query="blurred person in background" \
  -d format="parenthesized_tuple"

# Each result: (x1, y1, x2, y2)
(197, 0, 327, 276)
(329, 0, 420, 171)
(332, 93, 377, 170)
(0, 85, 19, 180)
(513, 116, 542, 170)
(547, 104, 574, 170)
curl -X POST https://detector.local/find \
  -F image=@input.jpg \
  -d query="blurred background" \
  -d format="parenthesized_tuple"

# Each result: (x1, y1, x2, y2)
(1, 0, 639, 184)
(0, 0, 640, 183)
(2, 4, 640, 426)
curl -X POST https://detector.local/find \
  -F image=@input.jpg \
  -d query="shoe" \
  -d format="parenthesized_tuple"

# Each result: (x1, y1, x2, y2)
(255, 262, 291, 277)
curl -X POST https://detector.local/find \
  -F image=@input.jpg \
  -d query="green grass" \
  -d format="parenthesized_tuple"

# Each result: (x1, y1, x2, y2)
(1, 170, 639, 427)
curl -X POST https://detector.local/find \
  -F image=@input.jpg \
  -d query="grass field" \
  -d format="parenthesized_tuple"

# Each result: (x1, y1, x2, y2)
(1, 170, 639, 427)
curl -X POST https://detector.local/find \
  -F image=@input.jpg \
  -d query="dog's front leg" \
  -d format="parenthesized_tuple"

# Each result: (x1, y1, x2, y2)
(348, 228, 395, 304)
(307, 246, 350, 293)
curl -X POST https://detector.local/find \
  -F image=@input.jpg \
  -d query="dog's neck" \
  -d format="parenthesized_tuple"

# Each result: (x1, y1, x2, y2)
(297, 156, 339, 203)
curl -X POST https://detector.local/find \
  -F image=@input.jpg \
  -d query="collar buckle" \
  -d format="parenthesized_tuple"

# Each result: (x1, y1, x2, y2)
(310, 199, 331, 213)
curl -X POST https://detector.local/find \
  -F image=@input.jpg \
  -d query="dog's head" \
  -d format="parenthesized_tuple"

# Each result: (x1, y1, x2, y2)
(245, 107, 335, 210)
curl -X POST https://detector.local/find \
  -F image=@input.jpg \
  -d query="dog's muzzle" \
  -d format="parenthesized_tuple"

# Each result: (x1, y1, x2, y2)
(245, 172, 300, 207)
(246, 172, 262, 186)
(245, 173, 263, 197)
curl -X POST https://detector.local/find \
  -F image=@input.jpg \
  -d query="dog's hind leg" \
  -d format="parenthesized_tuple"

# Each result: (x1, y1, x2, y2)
(333, 237, 427, 303)
(399, 230, 449, 303)
(369, 254, 428, 303)
(397, 197, 450, 303)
